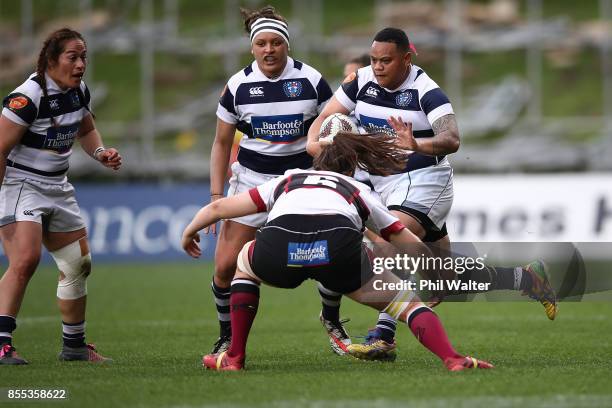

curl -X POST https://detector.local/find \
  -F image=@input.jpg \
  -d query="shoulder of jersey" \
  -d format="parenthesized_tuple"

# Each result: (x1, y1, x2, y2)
(290, 59, 318, 75)
(225, 63, 256, 92)
(11, 74, 44, 106)
(356, 65, 375, 82)
(411, 65, 431, 85)
(286, 59, 323, 86)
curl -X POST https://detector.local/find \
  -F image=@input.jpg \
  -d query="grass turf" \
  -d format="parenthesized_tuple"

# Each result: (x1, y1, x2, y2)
(1, 262, 612, 407)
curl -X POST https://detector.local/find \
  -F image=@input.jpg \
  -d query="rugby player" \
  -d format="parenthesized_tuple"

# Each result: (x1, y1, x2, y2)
(183, 132, 493, 372)
(208, 5, 333, 354)
(0, 28, 120, 365)
(307, 28, 557, 360)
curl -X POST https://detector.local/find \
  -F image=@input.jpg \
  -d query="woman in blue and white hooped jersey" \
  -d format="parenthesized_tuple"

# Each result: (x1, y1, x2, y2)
(0, 28, 121, 365)
(306, 27, 460, 356)
(207, 5, 333, 354)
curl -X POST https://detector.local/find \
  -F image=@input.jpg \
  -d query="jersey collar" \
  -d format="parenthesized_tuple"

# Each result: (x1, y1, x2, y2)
(252, 56, 294, 82)
(378, 64, 419, 93)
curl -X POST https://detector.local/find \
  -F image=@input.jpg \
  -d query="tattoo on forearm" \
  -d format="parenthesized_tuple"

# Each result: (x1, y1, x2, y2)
(431, 114, 459, 155)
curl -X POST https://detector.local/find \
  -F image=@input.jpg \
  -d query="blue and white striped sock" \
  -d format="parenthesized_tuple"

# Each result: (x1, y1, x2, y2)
(62, 320, 86, 348)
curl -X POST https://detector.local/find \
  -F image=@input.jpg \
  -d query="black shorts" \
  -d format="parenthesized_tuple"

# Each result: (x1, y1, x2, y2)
(250, 214, 374, 294)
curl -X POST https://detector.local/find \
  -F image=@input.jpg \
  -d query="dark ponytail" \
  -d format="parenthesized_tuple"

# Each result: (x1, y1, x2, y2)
(313, 132, 409, 177)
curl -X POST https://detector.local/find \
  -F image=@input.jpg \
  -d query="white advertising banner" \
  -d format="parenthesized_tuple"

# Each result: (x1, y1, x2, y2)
(448, 174, 612, 242)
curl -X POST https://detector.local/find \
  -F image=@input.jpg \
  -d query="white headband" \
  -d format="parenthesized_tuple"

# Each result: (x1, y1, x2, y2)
(249, 18, 290, 47)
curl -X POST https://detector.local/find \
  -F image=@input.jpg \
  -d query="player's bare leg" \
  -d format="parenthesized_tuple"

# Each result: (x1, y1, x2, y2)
(210, 220, 257, 353)
(0, 221, 42, 365)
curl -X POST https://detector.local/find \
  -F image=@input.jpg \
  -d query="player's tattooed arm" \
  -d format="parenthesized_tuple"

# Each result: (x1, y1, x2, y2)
(388, 114, 460, 156)
(429, 114, 460, 156)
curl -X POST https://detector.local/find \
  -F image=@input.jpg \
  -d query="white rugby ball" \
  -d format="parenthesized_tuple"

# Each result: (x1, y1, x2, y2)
(319, 113, 358, 142)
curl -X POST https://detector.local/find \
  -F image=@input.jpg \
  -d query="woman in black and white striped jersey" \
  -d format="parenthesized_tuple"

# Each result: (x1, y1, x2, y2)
(207, 5, 333, 355)
(0, 28, 121, 365)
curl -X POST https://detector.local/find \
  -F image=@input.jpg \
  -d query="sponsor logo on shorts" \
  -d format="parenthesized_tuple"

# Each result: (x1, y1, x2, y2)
(23, 210, 34, 216)
(249, 86, 264, 97)
(8, 96, 28, 110)
(283, 80, 302, 98)
(287, 240, 330, 267)
(250, 114, 304, 144)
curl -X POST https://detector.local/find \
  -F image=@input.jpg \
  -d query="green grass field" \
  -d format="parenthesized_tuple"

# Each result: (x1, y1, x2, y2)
(2, 262, 612, 408)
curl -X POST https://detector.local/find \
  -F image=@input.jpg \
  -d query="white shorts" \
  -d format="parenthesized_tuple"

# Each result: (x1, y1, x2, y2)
(369, 158, 453, 231)
(227, 162, 276, 227)
(0, 178, 85, 232)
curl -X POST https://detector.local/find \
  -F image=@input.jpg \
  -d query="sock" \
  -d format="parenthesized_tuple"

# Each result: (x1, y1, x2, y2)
(211, 280, 231, 337)
(0, 315, 16, 346)
(456, 265, 521, 292)
(318, 282, 341, 322)
(375, 312, 397, 343)
(62, 320, 86, 348)
(518, 266, 534, 291)
(407, 306, 461, 362)
(226, 279, 259, 359)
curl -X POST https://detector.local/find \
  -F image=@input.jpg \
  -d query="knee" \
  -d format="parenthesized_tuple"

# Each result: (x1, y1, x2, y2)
(214, 266, 235, 287)
(214, 251, 239, 281)
(50, 240, 91, 300)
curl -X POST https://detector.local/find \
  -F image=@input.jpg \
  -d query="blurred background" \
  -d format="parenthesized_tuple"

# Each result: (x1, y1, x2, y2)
(1, 0, 611, 261)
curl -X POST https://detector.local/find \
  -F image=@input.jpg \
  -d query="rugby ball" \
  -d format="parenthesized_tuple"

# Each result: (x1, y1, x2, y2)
(319, 113, 358, 142)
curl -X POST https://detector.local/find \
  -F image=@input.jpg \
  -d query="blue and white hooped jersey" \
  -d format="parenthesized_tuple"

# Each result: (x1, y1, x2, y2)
(2, 73, 91, 183)
(335, 64, 453, 172)
(216, 57, 332, 175)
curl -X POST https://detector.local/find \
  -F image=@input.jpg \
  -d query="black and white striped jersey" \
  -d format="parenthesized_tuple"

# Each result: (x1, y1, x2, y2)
(217, 57, 332, 175)
(2, 73, 91, 183)
(335, 65, 453, 172)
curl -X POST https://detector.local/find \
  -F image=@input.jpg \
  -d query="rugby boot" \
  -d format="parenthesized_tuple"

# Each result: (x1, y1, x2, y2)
(319, 312, 351, 355)
(58, 343, 112, 363)
(210, 334, 231, 354)
(0, 344, 28, 365)
(347, 328, 397, 362)
(202, 351, 244, 371)
(522, 260, 558, 320)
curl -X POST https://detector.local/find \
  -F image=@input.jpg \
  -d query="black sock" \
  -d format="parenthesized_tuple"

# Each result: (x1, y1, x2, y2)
(211, 280, 231, 337)
(519, 267, 533, 291)
(318, 283, 341, 322)
(0, 315, 16, 346)
(455, 265, 522, 292)
(62, 320, 86, 348)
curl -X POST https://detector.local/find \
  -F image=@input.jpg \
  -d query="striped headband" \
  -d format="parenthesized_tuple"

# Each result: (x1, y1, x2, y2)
(249, 17, 290, 47)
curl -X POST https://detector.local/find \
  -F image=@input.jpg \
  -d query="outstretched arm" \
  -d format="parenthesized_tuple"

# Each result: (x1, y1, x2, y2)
(181, 192, 259, 258)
